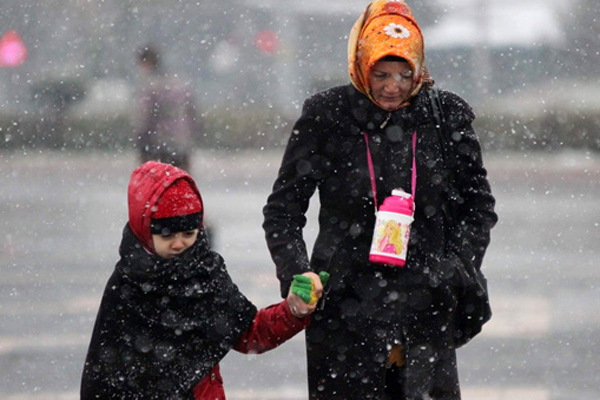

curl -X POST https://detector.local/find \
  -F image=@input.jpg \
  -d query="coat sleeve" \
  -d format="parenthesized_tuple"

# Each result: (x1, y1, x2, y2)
(233, 300, 309, 354)
(263, 96, 324, 297)
(441, 92, 498, 282)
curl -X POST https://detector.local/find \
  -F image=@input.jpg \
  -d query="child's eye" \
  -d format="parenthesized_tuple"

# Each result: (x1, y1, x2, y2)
(183, 230, 197, 237)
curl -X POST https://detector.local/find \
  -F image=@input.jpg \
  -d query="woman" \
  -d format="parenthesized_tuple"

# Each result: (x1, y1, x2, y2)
(262, 1, 498, 399)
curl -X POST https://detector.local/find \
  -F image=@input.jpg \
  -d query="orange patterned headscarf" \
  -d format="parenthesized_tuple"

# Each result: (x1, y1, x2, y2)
(348, 0, 427, 109)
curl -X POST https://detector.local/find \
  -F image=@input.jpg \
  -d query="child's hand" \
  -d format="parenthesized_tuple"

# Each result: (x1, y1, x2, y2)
(291, 272, 330, 305)
(287, 271, 329, 318)
(290, 275, 314, 304)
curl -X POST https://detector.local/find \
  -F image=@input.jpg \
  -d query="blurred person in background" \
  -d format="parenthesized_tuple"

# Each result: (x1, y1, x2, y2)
(262, 0, 497, 399)
(133, 45, 201, 172)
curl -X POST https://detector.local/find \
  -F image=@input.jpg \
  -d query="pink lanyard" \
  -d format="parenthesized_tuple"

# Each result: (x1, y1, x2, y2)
(363, 131, 417, 215)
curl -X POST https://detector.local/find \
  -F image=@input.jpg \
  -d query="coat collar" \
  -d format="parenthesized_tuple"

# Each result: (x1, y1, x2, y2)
(347, 84, 435, 134)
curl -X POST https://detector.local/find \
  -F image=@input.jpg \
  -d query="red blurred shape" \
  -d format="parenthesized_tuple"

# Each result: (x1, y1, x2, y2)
(254, 30, 279, 54)
(0, 30, 28, 68)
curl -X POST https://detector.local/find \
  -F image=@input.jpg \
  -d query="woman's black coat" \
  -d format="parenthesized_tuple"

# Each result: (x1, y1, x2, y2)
(263, 84, 497, 398)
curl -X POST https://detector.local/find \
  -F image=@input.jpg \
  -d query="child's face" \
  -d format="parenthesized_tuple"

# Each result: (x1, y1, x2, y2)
(152, 229, 199, 259)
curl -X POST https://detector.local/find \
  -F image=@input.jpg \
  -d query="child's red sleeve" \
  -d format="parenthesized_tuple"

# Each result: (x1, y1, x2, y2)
(233, 300, 310, 354)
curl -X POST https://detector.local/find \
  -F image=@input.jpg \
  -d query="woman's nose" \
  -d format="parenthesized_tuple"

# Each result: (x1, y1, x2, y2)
(385, 79, 400, 93)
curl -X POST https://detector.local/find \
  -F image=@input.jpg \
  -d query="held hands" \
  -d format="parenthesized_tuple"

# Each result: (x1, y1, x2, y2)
(292, 271, 330, 304)
(286, 271, 330, 319)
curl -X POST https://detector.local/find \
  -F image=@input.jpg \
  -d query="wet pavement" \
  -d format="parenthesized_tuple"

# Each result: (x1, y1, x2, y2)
(0, 148, 599, 399)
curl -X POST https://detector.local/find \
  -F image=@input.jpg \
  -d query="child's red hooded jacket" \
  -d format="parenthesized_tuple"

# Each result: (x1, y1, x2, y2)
(81, 161, 308, 400)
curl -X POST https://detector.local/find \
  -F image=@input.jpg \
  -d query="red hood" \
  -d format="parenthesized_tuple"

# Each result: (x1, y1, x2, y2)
(127, 161, 203, 253)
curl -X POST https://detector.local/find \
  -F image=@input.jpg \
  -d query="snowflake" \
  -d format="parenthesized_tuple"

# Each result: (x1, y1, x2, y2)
(383, 23, 410, 39)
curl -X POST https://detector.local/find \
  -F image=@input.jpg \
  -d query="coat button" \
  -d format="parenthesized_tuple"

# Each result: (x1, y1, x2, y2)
(211, 373, 216, 380)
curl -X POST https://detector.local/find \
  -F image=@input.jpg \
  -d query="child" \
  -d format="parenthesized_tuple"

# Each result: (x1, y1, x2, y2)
(81, 161, 320, 399)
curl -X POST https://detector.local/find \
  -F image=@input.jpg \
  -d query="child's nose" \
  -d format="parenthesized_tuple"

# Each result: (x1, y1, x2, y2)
(171, 237, 185, 249)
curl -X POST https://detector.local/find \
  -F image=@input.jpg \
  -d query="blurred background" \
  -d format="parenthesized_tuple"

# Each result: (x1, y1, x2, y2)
(0, 0, 598, 152)
(1, 0, 600, 399)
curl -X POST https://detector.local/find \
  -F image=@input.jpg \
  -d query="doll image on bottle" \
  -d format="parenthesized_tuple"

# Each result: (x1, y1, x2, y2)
(376, 220, 404, 255)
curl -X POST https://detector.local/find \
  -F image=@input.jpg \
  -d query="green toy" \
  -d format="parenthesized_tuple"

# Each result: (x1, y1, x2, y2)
(291, 271, 330, 305)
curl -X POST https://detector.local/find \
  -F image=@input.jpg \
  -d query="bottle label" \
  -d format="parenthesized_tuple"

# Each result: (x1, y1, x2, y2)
(369, 211, 413, 264)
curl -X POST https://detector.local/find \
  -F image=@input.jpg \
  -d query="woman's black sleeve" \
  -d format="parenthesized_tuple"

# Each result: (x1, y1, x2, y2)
(263, 97, 323, 297)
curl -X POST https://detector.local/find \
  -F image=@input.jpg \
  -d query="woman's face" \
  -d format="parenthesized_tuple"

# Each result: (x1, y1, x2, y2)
(368, 60, 414, 111)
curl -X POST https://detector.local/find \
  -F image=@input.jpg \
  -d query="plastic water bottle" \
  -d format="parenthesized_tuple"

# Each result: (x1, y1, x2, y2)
(369, 188, 415, 267)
